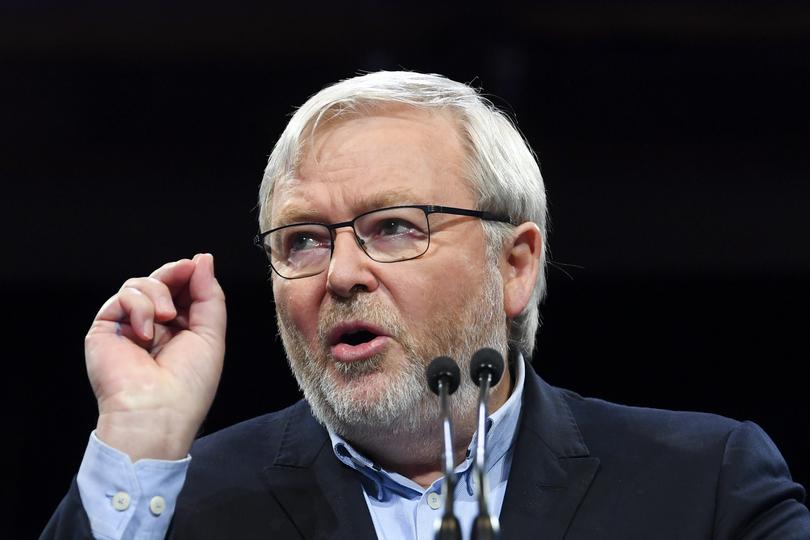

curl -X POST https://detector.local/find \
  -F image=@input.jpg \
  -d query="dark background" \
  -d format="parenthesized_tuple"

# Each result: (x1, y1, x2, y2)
(3, 1, 809, 536)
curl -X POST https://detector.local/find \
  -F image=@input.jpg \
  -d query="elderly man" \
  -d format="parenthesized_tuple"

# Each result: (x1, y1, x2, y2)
(44, 72, 809, 539)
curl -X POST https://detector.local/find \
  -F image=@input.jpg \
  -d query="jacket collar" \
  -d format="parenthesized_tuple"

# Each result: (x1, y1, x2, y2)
(261, 401, 377, 539)
(499, 357, 600, 539)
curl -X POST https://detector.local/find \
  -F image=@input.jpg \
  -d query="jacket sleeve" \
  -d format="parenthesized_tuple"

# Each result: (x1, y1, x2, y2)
(40, 478, 95, 540)
(713, 420, 810, 539)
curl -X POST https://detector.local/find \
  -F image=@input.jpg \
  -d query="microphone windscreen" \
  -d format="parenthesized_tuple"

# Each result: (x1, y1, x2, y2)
(426, 356, 461, 396)
(470, 348, 505, 387)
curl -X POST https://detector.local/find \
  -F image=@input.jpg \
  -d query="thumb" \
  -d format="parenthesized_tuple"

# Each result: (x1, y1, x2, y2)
(188, 253, 227, 346)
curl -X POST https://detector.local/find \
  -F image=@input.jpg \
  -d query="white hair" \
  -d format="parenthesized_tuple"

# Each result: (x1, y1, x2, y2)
(259, 71, 548, 357)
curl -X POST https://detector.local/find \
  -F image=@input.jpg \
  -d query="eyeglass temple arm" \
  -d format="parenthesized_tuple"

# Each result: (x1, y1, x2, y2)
(425, 205, 513, 225)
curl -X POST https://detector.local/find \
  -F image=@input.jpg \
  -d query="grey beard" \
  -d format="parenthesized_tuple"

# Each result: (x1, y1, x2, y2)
(275, 263, 508, 443)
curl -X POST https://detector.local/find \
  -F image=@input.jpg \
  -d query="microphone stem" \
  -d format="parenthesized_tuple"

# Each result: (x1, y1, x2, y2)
(475, 372, 492, 512)
(439, 378, 457, 517)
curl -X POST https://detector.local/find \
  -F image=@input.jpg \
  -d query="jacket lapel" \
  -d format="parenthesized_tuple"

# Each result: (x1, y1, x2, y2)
(500, 362, 600, 540)
(261, 403, 377, 540)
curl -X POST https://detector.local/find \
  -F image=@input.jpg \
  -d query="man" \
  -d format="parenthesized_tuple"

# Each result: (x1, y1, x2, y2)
(43, 71, 809, 539)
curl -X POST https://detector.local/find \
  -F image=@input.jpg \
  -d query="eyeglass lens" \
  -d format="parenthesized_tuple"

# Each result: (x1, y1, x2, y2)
(265, 206, 431, 278)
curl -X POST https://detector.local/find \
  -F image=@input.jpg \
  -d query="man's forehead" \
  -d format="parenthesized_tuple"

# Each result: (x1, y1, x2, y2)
(271, 186, 425, 227)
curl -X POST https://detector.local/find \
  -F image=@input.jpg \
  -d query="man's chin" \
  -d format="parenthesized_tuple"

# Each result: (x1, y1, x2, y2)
(308, 360, 430, 435)
(331, 355, 385, 378)
(327, 368, 393, 402)
(324, 356, 415, 408)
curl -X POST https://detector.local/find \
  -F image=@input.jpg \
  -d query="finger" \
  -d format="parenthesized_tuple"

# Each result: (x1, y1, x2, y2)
(187, 253, 227, 346)
(148, 259, 197, 298)
(116, 287, 156, 340)
(86, 318, 174, 360)
(93, 287, 155, 340)
(91, 319, 146, 345)
(121, 277, 177, 322)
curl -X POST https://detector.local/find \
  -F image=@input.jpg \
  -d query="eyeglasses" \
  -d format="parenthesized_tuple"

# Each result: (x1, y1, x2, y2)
(254, 204, 513, 279)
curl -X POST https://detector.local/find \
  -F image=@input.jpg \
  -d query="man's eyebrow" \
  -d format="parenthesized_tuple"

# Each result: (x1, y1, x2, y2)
(273, 188, 422, 228)
(273, 206, 322, 228)
(356, 189, 421, 211)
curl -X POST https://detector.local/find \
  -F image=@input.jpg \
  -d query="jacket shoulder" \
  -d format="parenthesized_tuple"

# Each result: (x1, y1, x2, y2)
(561, 388, 742, 456)
(554, 387, 809, 537)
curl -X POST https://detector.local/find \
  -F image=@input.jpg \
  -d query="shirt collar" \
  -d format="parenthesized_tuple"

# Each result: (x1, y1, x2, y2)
(328, 354, 526, 501)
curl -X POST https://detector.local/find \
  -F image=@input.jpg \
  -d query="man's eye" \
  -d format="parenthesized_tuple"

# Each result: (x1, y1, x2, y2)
(288, 233, 325, 252)
(377, 219, 415, 236)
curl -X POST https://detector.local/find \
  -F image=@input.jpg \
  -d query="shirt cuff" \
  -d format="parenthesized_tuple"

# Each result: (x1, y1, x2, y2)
(76, 431, 191, 540)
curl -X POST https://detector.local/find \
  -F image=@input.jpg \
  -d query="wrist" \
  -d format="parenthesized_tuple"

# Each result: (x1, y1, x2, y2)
(96, 410, 198, 462)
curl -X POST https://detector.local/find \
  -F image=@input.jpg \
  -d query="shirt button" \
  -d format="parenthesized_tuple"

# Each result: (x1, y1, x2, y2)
(427, 492, 442, 510)
(112, 491, 130, 511)
(149, 496, 166, 516)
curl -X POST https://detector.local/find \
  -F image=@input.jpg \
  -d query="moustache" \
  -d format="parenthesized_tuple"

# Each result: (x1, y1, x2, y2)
(316, 295, 403, 347)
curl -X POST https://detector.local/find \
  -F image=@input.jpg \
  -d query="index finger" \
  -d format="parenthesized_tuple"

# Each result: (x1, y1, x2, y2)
(148, 258, 197, 298)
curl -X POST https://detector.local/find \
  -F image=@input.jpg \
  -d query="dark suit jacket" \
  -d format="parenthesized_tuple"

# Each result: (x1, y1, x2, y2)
(43, 362, 810, 539)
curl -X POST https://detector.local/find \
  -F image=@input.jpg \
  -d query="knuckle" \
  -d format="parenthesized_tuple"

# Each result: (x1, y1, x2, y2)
(147, 276, 171, 295)
(120, 286, 146, 298)
(119, 290, 151, 312)
(122, 277, 146, 288)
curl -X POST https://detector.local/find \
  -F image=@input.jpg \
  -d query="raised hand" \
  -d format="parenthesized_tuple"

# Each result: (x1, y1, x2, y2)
(85, 254, 226, 461)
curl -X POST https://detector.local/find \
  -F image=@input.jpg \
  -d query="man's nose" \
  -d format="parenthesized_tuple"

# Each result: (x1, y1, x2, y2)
(326, 228, 379, 297)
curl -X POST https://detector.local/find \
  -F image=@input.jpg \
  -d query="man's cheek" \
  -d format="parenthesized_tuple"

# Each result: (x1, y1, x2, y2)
(274, 291, 312, 339)
(390, 274, 432, 309)
(287, 296, 320, 342)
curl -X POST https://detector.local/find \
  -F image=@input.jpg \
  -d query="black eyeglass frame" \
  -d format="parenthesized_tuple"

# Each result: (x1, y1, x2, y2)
(253, 204, 514, 279)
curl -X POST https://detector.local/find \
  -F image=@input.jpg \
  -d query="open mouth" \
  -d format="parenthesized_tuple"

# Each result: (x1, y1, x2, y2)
(327, 322, 391, 362)
(339, 329, 379, 346)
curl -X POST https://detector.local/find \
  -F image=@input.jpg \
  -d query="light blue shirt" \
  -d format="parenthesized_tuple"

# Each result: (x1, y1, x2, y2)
(328, 359, 525, 540)
(77, 432, 190, 540)
(76, 360, 524, 540)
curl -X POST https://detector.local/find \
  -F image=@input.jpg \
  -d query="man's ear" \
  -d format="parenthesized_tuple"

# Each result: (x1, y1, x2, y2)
(500, 222, 542, 318)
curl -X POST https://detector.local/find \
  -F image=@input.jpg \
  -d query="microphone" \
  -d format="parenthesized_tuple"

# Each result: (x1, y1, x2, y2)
(426, 356, 462, 540)
(469, 348, 505, 540)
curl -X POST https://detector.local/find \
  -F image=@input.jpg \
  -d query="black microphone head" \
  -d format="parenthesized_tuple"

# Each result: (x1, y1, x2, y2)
(470, 348, 505, 387)
(426, 356, 461, 396)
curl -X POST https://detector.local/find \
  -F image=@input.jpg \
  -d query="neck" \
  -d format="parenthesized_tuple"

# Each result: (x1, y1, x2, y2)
(343, 365, 513, 489)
